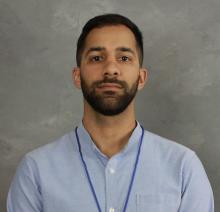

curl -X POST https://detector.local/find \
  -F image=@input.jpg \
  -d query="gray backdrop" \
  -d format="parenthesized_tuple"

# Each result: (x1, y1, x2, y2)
(0, 0, 219, 211)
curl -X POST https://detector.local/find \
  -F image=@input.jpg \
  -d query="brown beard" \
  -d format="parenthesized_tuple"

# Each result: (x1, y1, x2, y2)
(80, 75, 139, 116)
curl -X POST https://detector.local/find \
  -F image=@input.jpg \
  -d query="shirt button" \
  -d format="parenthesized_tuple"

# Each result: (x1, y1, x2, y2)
(109, 167, 115, 174)
(109, 207, 115, 212)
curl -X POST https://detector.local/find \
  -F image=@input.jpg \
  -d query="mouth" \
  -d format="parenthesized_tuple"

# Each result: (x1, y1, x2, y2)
(97, 83, 122, 89)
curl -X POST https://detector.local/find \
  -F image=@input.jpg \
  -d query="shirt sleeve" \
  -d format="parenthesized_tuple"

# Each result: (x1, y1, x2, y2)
(178, 152, 214, 212)
(7, 155, 43, 212)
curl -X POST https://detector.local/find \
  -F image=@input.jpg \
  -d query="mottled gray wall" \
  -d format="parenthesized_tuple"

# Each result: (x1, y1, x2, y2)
(0, 0, 219, 211)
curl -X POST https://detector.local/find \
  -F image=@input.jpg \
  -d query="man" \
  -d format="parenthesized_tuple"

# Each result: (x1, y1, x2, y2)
(7, 14, 214, 212)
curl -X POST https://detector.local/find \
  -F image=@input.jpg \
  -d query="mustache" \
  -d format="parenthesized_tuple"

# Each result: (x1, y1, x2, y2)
(93, 78, 127, 88)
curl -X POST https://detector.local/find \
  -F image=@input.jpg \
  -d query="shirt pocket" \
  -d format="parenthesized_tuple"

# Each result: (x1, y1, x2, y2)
(136, 193, 179, 212)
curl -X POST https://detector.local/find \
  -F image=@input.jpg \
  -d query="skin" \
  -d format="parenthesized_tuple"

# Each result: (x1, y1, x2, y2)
(72, 25, 148, 157)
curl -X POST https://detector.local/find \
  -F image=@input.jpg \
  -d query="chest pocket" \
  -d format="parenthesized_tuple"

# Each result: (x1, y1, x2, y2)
(136, 194, 179, 212)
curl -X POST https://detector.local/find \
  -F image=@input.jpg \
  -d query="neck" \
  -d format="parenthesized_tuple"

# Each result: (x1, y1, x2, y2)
(82, 101, 137, 158)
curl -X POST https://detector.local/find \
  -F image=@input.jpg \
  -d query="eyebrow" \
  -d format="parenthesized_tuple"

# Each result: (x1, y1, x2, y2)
(84, 46, 136, 57)
(84, 47, 105, 57)
(116, 47, 135, 55)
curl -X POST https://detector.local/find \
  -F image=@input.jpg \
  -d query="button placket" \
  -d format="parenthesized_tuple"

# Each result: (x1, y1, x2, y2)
(105, 157, 118, 212)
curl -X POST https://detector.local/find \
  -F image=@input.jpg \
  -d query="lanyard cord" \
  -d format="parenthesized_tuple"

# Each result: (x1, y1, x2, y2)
(75, 125, 144, 212)
(75, 127, 102, 212)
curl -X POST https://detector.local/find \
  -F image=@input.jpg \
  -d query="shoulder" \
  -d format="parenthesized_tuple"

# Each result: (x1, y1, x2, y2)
(24, 130, 77, 165)
(143, 129, 194, 155)
(141, 129, 197, 169)
(141, 129, 213, 190)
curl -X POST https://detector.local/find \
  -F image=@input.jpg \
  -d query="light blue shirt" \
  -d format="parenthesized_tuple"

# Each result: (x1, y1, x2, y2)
(7, 121, 214, 212)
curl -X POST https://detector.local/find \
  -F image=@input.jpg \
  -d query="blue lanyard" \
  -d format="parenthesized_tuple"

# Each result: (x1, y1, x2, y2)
(75, 125, 144, 212)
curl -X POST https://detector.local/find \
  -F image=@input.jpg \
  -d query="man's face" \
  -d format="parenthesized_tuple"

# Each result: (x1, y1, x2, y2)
(74, 25, 146, 116)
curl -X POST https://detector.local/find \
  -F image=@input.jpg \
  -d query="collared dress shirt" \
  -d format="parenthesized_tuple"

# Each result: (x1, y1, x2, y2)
(7, 121, 214, 212)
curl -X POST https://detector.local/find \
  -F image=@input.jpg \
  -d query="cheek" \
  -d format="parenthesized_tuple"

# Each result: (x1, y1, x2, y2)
(81, 66, 106, 86)
(80, 71, 98, 88)
(81, 66, 99, 79)
(125, 72, 140, 83)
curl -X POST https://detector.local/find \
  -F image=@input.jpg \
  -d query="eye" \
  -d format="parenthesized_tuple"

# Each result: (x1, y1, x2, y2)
(90, 55, 104, 62)
(119, 56, 130, 62)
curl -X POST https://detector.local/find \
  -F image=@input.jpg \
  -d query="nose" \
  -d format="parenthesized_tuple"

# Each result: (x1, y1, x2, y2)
(103, 59, 120, 77)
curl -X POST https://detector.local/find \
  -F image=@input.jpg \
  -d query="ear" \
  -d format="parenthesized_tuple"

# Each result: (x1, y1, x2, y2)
(138, 67, 148, 91)
(72, 67, 81, 89)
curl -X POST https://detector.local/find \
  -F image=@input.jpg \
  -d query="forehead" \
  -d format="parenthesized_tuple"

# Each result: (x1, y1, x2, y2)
(83, 25, 138, 52)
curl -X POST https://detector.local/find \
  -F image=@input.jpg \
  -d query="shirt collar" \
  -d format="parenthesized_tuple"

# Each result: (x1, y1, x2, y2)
(76, 120, 143, 161)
